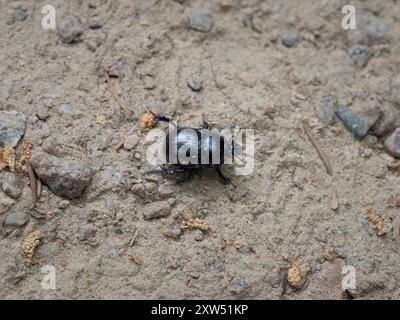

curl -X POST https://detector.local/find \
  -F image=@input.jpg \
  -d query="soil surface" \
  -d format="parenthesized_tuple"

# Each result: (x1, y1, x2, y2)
(1, 0, 400, 299)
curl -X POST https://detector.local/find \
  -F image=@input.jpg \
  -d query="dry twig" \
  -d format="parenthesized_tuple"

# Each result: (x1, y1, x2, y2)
(104, 72, 127, 114)
(303, 120, 333, 176)
(26, 161, 38, 208)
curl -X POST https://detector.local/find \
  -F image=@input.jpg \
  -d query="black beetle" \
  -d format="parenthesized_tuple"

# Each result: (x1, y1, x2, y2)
(153, 113, 240, 184)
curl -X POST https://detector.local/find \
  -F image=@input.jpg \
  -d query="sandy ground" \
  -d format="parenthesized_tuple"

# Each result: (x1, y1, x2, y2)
(1, 0, 400, 299)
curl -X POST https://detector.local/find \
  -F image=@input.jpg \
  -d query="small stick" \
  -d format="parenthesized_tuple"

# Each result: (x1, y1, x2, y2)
(26, 161, 38, 207)
(303, 120, 333, 176)
(114, 137, 125, 152)
(330, 185, 339, 210)
(129, 230, 139, 247)
(36, 178, 42, 199)
(104, 72, 127, 114)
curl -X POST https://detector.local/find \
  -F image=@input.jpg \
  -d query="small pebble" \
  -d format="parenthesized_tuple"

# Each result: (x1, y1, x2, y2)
(0, 110, 27, 147)
(144, 182, 157, 193)
(189, 12, 214, 33)
(30, 151, 93, 199)
(3, 211, 27, 227)
(0, 192, 15, 214)
(348, 46, 373, 68)
(58, 200, 70, 209)
(346, 14, 388, 46)
(229, 277, 250, 297)
(171, 226, 182, 239)
(115, 212, 124, 221)
(88, 0, 97, 9)
(317, 96, 337, 126)
(315, 231, 327, 243)
(193, 230, 204, 241)
(79, 225, 96, 241)
(361, 148, 373, 158)
(393, 195, 400, 208)
(89, 17, 103, 29)
(372, 105, 400, 137)
(123, 135, 139, 151)
(15, 9, 28, 22)
(187, 78, 203, 92)
(335, 100, 381, 140)
(131, 183, 145, 195)
(143, 201, 171, 220)
(58, 15, 84, 44)
(384, 128, 400, 159)
(158, 183, 174, 196)
(36, 103, 50, 121)
(0, 172, 24, 199)
(281, 28, 300, 47)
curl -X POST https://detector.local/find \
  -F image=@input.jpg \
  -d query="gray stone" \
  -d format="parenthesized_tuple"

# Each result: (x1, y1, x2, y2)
(30, 151, 93, 199)
(372, 105, 400, 137)
(384, 128, 400, 159)
(187, 78, 203, 92)
(123, 135, 139, 151)
(335, 99, 381, 140)
(316, 96, 337, 125)
(143, 201, 171, 220)
(58, 15, 84, 44)
(315, 231, 327, 243)
(346, 14, 388, 46)
(131, 183, 145, 195)
(15, 9, 28, 22)
(0, 111, 26, 147)
(36, 102, 50, 121)
(58, 200, 70, 209)
(89, 17, 103, 29)
(229, 277, 250, 297)
(281, 28, 300, 47)
(243, 15, 254, 28)
(348, 46, 373, 68)
(0, 192, 15, 214)
(3, 211, 27, 227)
(0, 172, 24, 199)
(79, 225, 96, 241)
(158, 183, 174, 196)
(193, 230, 204, 241)
(171, 226, 182, 239)
(41, 136, 58, 155)
(190, 12, 214, 33)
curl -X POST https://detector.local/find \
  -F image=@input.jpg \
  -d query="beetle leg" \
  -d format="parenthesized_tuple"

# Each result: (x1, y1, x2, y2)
(160, 165, 193, 183)
(215, 166, 231, 185)
(155, 114, 171, 123)
(201, 114, 209, 129)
